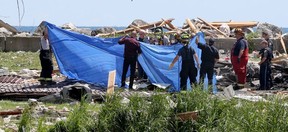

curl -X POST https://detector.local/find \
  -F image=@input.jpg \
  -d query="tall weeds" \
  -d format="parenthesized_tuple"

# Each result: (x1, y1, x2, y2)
(17, 87, 288, 131)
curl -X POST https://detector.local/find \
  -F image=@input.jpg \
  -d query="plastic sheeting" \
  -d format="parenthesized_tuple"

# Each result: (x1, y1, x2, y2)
(45, 21, 215, 92)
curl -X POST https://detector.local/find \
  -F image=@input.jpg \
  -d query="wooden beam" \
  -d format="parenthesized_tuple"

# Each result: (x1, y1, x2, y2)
(0, 109, 22, 116)
(197, 17, 228, 37)
(98, 18, 175, 36)
(159, 21, 166, 27)
(209, 22, 258, 28)
(183, 21, 258, 29)
(186, 19, 198, 33)
(162, 18, 176, 30)
(130, 25, 142, 32)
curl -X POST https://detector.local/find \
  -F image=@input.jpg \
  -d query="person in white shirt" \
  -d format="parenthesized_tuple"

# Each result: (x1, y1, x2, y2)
(38, 31, 55, 86)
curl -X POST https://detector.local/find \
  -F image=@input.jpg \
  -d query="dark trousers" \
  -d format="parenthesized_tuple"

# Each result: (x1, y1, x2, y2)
(137, 61, 147, 79)
(259, 63, 271, 90)
(199, 63, 214, 85)
(40, 50, 53, 80)
(121, 56, 137, 88)
(180, 62, 197, 90)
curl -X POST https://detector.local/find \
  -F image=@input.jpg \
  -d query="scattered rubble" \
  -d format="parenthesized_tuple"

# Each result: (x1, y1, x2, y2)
(0, 27, 12, 37)
(91, 27, 116, 36)
(256, 22, 282, 37)
(127, 19, 148, 28)
(0, 20, 18, 35)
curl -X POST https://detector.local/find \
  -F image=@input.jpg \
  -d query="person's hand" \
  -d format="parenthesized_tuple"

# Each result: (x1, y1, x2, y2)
(237, 58, 240, 63)
(169, 63, 174, 70)
(258, 62, 261, 65)
(195, 36, 199, 44)
(197, 64, 200, 69)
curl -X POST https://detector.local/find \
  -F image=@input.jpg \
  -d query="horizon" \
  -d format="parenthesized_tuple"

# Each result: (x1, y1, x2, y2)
(1, 0, 287, 27)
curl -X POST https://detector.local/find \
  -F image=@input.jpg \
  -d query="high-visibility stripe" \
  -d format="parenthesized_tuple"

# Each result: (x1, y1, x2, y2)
(38, 77, 45, 81)
(238, 83, 244, 86)
(45, 78, 52, 81)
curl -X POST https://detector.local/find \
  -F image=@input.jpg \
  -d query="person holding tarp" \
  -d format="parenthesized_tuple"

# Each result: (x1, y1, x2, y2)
(257, 40, 272, 90)
(118, 31, 141, 90)
(169, 33, 200, 90)
(231, 28, 249, 90)
(38, 30, 56, 86)
(195, 37, 219, 87)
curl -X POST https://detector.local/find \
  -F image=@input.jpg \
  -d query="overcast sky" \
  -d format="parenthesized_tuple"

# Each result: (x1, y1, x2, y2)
(1, 0, 287, 27)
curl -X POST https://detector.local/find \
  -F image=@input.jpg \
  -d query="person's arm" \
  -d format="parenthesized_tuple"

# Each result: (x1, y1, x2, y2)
(169, 55, 180, 70)
(215, 49, 220, 63)
(138, 42, 142, 54)
(118, 36, 127, 45)
(193, 53, 200, 69)
(195, 36, 205, 49)
(258, 50, 268, 65)
(237, 40, 246, 62)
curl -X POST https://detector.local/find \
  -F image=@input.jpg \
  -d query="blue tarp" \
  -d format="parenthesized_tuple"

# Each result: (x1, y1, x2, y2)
(45, 21, 215, 92)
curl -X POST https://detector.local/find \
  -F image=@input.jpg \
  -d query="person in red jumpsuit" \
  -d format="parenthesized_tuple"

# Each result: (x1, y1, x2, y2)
(231, 28, 249, 90)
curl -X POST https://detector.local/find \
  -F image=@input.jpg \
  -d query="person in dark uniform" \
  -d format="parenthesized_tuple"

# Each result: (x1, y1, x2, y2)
(231, 28, 249, 90)
(169, 33, 200, 90)
(262, 31, 274, 88)
(118, 31, 141, 90)
(195, 37, 219, 86)
(39, 31, 55, 86)
(258, 40, 272, 90)
(262, 31, 273, 57)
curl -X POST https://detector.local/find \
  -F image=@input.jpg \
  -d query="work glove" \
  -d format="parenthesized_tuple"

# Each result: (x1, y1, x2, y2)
(237, 58, 240, 63)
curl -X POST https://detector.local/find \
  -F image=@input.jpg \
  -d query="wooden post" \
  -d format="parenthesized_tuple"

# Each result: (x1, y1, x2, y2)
(197, 17, 228, 37)
(107, 70, 116, 95)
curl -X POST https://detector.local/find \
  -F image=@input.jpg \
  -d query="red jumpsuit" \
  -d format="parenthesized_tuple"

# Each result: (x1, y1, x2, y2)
(231, 37, 249, 87)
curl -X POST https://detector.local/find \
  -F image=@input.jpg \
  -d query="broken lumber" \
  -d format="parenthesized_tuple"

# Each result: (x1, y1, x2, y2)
(197, 17, 228, 37)
(186, 19, 198, 33)
(177, 111, 199, 121)
(209, 21, 258, 28)
(183, 21, 258, 30)
(130, 25, 142, 32)
(98, 18, 175, 36)
(0, 109, 22, 116)
(162, 18, 177, 30)
(280, 35, 287, 54)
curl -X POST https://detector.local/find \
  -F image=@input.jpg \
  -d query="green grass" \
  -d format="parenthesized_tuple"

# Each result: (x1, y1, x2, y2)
(0, 100, 27, 110)
(3, 86, 288, 131)
(0, 51, 40, 71)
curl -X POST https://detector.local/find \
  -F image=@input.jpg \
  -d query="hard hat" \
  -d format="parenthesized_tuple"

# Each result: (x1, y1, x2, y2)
(234, 28, 244, 35)
(180, 33, 190, 40)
